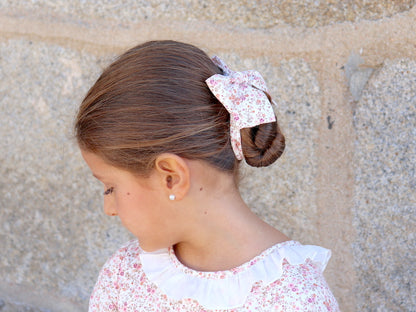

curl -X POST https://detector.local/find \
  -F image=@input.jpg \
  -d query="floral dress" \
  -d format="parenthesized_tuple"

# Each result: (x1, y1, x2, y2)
(89, 240, 339, 311)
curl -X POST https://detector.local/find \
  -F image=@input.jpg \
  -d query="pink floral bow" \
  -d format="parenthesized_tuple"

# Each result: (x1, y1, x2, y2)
(206, 56, 276, 160)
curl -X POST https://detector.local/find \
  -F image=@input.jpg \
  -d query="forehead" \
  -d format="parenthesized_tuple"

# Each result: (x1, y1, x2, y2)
(81, 150, 109, 169)
(80, 150, 121, 179)
(80, 150, 154, 187)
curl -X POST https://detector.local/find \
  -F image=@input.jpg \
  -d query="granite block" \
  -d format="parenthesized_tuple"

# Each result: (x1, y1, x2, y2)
(0, 39, 323, 308)
(0, 0, 414, 28)
(353, 59, 416, 311)
(220, 55, 323, 244)
(0, 39, 132, 310)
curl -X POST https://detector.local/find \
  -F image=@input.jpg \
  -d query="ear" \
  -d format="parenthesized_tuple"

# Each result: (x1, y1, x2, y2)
(153, 153, 190, 201)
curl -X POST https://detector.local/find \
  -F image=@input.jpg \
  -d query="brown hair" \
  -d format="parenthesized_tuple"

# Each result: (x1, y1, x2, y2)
(75, 40, 285, 176)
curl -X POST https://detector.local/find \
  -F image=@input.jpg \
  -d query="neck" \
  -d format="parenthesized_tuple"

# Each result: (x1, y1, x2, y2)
(173, 189, 288, 272)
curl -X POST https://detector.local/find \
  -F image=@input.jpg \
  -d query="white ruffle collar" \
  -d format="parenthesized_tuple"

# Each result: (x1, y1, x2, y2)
(139, 241, 331, 310)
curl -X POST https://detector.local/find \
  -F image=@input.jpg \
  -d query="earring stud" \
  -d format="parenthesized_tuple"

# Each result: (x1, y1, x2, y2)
(169, 194, 176, 201)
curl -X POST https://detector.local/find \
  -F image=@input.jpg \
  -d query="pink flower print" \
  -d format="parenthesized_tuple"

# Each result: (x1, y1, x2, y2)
(88, 240, 339, 312)
(239, 82, 248, 91)
(308, 294, 317, 304)
(324, 301, 333, 311)
(229, 93, 237, 102)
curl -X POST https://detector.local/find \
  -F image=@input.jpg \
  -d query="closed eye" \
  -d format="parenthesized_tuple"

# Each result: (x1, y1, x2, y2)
(103, 187, 114, 195)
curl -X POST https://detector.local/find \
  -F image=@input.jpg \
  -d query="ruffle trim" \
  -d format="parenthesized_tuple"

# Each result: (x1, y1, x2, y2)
(140, 240, 331, 310)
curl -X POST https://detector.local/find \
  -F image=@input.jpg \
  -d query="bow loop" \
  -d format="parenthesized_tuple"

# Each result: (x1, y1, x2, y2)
(206, 56, 276, 160)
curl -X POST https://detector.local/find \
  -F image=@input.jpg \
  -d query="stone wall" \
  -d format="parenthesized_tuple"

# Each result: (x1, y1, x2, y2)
(1, 1, 415, 311)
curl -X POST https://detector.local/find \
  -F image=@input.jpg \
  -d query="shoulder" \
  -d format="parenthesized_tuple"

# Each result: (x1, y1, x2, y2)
(256, 241, 340, 311)
(113, 239, 141, 256)
(89, 240, 143, 311)
(91, 239, 142, 293)
(113, 239, 142, 260)
(100, 239, 142, 274)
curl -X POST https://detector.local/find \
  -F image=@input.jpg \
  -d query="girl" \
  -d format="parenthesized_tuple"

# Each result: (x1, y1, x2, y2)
(75, 40, 339, 311)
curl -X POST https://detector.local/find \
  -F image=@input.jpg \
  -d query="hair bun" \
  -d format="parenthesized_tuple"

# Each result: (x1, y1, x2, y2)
(240, 121, 285, 167)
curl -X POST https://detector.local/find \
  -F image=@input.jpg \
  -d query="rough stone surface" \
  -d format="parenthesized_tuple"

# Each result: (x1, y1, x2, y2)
(0, 3, 415, 311)
(0, 300, 43, 312)
(0, 38, 323, 310)
(353, 59, 416, 311)
(0, 0, 414, 28)
(0, 39, 132, 311)
(232, 56, 322, 244)
(345, 53, 375, 101)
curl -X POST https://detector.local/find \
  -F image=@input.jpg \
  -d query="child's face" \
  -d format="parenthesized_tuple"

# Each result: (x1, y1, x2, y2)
(81, 150, 182, 251)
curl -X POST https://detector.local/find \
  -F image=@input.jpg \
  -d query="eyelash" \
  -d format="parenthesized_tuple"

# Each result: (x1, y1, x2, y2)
(103, 187, 114, 195)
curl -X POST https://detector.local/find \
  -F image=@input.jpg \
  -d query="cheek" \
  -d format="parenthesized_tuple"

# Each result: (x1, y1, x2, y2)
(116, 193, 135, 212)
(116, 195, 155, 237)
(116, 191, 147, 216)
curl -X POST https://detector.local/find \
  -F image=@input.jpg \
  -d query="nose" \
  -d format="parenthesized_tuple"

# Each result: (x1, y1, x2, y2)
(103, 197, 117, 216)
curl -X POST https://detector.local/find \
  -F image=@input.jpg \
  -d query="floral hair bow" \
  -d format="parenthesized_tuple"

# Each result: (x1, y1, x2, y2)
(206, 56, 276, 160)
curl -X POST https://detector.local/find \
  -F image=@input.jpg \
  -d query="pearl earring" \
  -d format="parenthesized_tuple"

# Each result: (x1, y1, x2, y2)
(169, 194, 176, 201)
